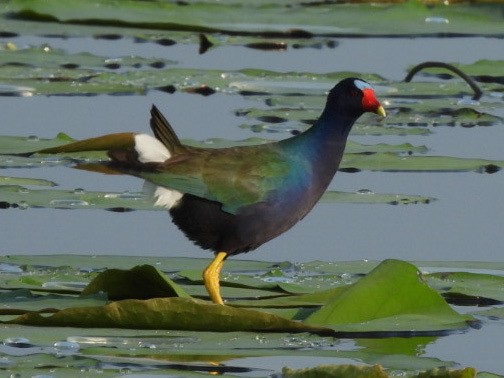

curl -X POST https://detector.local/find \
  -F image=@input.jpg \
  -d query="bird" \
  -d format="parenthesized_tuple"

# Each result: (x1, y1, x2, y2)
(35, 78, 386, 305)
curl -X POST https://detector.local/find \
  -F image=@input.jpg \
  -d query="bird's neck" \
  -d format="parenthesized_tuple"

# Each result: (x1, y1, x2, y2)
(283, 106, 357, 162)
(278, 106, 358, 202)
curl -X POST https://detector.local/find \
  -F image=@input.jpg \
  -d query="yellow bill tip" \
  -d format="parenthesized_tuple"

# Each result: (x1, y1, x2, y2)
(375, 105, 386, 118)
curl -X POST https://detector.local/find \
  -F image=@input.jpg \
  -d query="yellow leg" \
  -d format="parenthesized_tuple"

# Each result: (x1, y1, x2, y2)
(203, 251, 228, 305)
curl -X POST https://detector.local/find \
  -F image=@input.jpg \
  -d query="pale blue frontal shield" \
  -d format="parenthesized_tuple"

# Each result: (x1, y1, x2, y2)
(354, 79, 373, 91)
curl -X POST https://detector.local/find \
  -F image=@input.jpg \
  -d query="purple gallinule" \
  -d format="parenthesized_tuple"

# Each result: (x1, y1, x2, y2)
(36, 78, 385, 304)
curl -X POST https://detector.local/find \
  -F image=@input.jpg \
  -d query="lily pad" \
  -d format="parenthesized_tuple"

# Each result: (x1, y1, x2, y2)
(282, 364, 388, 378)
(0, 46, 384, 96)
(425, 271, 504, 304)
(6, 0, 504, 36)
(341, 152, 503, 173)
(4, 297, 333, 334)
(305, 260, 474, 334)
(0, 256, 498, 375)
(0, 133, 74, 155)
(0, 45, 176, 70)
(81, 264, 191, 300)
(473, 307, 504, 321)
(0, 184, 434, 211)
(0, 259, 474, 336)
(0, 289, 107, 316)
(0, 175, 56, 187)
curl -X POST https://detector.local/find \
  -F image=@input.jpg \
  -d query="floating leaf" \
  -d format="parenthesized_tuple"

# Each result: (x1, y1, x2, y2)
(0, 176, 56, 187)
(0, 260, 474, 335)
(0, 46, 384, 96)
(81, 264, 191, 300)
(0, 289, 107, 316)
(320, 190, 432, 205)
(282, 364, 388, 378)
(425, 271, 504, 304)
(0, 255, 499, 375)
(0, 185, 154, 210)
(0, 184, 433, 211)
(341, 152, 503, 173)
(0, 133, 74, 155)
(305, 260, 474, 334)
(5, 297, 332, 334)
(238, 103, 503, 134)
(6, 0, 504, 36)
(416, 367, 477, 378)
(0, 45, 176, 70)
(473, 307, 504, 321)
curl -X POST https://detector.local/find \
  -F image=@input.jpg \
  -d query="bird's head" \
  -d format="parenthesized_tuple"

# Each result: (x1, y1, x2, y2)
(328, 78, 386, 118)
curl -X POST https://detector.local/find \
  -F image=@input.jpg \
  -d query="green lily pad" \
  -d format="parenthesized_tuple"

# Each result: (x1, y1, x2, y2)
(0, 259, 474, 335)
(0, 255, 499, 375)
(341, 152, 503, 173)
(6, 0, 504, 36)
(0, 254, 276, 274)
(0, 289, 107, 316)
(305, 260, 474, 334)
(0, 45, 176, 70)
(416, 367, 477, 378)
(0, 185, 155, 210)
(282, 364, 388, 378)
(0, 175, 56, 187)
(472, 307, 504, 320)
(0, 46, 384, 96)
(238, 102, 503, 133)
(321, 190, 433, 205)
(425, 271, 504, 303)
(0, 184, 434, 210)
(4, 297, 332, 334)
(233, 286, 350, 309)
(0, 133, 75, 155)
(81, 264, 191, 300)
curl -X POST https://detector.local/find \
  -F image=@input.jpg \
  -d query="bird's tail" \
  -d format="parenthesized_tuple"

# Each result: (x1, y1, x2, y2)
(149, 105, 184, 155)
(35, 133, 137, 155)
(6, 105, 183, 173)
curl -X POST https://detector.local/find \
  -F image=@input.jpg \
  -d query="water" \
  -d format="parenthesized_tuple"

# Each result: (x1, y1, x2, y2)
(1, 86, 503, 261)
(1, 18, 504, 377)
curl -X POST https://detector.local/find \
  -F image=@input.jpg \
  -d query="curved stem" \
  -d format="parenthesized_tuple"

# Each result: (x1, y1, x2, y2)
(404, 61, 483, 100)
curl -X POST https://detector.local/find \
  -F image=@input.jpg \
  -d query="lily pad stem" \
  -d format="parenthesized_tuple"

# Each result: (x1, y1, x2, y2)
(404, 61, 483, 100)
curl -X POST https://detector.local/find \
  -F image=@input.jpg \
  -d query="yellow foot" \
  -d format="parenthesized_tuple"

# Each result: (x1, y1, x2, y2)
(203, 251, 227, 305)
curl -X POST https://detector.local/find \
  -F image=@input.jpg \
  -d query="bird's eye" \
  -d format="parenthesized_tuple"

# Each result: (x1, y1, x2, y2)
(350, 89, 359, 96)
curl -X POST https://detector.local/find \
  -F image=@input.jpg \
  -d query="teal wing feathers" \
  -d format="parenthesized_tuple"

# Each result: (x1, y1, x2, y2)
(139, 145, 294, 214)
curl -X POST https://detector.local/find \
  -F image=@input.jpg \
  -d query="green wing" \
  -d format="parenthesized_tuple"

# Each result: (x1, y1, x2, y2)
(139, 146, 292, 214)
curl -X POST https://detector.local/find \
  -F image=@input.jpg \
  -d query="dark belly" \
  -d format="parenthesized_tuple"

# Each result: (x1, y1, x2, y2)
(169, 192, 318, 255)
